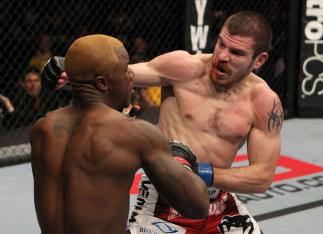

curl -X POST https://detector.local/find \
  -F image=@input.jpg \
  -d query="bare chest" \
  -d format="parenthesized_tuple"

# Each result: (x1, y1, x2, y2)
(178, 94, 253, 143)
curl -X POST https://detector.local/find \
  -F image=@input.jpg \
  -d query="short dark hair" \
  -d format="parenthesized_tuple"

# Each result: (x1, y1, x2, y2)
(223, 11, 272, 57)
(21, 66, 41, 81)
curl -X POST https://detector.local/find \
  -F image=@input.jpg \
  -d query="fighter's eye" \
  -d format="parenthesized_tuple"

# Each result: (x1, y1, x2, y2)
(230, 49, 245, 56)
(218, 42, 225, 49)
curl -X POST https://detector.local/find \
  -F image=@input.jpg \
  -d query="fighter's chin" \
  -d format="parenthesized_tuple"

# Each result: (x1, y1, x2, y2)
(210, 75, 234, 91)
(209, 71, 228, 84)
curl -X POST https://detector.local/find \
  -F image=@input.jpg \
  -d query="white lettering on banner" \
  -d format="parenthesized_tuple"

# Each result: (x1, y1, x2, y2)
(237, 174, 323, 204)
(190, 0, 209, 53)
(305, 21, 323, 40)
(302, 40, 323, 96)
(301, 0, 323, 97)
(195, 0, 207, 25)
(190, 25, 209, 52)
(307, 0, 323, 9)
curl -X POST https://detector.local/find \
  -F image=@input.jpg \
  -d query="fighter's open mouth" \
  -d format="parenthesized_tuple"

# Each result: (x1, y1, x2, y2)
(217, 66, 226, 73)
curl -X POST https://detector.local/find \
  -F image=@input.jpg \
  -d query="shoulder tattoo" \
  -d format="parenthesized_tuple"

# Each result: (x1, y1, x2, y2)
(267, 98, 283, 133)
(53, 119, 74, 137)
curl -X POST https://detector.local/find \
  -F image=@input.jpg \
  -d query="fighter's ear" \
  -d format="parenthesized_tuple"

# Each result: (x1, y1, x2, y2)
(95, 76, 109, 91)
(253, 51, 268, 70)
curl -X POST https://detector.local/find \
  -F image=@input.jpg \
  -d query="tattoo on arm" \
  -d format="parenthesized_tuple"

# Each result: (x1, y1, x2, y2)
(267, 99, 283, 132)
(53, 119, 74, 137)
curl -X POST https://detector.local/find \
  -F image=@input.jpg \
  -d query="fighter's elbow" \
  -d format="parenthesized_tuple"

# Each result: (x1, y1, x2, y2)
(182, 197, 209, 219)
(196, 200, 210, 218)
(254, 177, 273, 193)
(254, 184, 269, 193)
(184, 207, 208, 219)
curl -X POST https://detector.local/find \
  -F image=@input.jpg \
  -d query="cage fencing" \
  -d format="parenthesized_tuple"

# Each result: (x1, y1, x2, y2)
(0, 0, 291, 166)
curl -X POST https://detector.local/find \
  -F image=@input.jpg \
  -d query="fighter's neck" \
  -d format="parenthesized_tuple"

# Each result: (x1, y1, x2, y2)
(72, 90, 107, 107)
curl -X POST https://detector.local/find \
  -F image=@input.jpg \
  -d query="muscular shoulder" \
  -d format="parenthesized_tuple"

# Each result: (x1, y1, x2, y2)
(31, 117, 47, 141)
(150, 50, 208, 80)
(250, 76, 283, 133)
(130, 119, 168, 145)
(124, 118, 169, 154)
(31, 114, 55, 143)
(31, 106, 73, 140)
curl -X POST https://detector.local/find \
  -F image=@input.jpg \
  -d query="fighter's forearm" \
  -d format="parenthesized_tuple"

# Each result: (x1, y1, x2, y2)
(212, 165, 274, 193)
(143, 157, 209, 218)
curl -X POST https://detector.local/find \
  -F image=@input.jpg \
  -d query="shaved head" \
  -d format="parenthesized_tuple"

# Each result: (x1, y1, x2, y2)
(65, 34, 128, 83)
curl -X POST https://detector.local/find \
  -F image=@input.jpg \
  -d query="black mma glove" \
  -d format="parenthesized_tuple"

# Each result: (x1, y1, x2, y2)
(169, 140, 198, 173)
(41, 56, 65, 89)
(169, 140, 214, 187)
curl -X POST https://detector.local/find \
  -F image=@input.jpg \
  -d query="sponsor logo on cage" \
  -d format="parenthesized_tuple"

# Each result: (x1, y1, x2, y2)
(301, 0, 323, 97)
(237, 174, 323, 204)
(235, 154, 323, 204)
(189, 0, 210, 53)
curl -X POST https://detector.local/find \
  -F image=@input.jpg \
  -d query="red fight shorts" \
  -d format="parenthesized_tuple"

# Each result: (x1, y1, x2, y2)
(127, 174, 261, 234)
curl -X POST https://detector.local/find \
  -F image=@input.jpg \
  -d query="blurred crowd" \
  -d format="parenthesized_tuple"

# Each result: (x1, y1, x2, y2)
(0, 0, 186, 132)
(0, 30, 162, 132)
(0, 65, 71, 131)
(0, 0, 288, 132)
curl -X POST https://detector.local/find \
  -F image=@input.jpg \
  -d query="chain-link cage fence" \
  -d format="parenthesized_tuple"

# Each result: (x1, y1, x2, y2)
(0, 0, 183, 165)
(0, 0, 292, 166)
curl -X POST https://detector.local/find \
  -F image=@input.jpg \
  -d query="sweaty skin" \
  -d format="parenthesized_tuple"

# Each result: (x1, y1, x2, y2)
(130, 25, 283, 194)
(31, 106, 208, 234)
(31, 35, 209, 234)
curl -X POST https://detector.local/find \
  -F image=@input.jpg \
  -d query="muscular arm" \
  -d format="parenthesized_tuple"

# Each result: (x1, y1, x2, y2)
(129, 50, 207, 87)
(212, 90, 283, 193)
(136, 120, 209, 218)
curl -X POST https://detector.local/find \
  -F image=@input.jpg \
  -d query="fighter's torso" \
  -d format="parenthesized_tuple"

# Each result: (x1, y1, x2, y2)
(158, 69, 257, 168)
(35, 105, 139, 234)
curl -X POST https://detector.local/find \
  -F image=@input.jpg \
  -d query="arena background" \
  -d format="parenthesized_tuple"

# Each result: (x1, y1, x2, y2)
(0, 1, 323, 233)
(0, 0, 301, 165)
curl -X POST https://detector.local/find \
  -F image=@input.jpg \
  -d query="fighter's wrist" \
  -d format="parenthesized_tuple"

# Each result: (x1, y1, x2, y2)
(197, 163, 214, 187)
